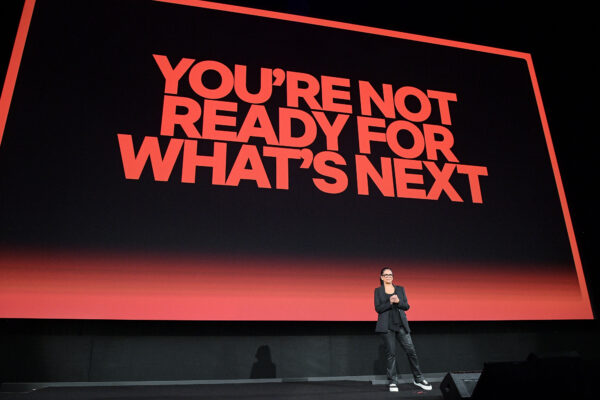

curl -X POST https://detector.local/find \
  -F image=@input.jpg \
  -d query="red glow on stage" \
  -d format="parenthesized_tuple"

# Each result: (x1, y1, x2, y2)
(0, 250, 592, 321)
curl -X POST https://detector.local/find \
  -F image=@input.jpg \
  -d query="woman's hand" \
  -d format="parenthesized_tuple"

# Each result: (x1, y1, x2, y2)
(390, 294, 399, 304)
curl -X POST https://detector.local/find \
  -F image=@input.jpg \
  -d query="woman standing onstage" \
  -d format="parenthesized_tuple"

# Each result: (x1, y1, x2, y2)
(374, 267, 432, 392)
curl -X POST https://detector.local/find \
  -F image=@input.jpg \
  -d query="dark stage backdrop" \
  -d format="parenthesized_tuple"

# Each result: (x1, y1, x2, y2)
(0, 0, 595, 322)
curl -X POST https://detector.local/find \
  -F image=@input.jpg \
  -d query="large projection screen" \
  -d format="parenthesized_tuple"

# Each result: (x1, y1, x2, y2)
(0, 0, 592, 321)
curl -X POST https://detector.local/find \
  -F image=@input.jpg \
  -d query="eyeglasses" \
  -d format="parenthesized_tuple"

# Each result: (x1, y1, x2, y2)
(381, 274, 393, 277)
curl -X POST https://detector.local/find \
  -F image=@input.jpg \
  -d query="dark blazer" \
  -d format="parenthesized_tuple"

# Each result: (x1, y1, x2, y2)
(374, 285, 411, 333)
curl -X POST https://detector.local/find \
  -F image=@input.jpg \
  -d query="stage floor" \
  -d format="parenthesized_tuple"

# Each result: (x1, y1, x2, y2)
(0, 380, 442, 400)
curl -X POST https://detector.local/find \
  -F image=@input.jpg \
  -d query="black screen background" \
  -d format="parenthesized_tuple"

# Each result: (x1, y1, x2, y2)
(0, 0, 574, 271)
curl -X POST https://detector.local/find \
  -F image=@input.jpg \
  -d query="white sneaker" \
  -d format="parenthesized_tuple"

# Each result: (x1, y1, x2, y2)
(389, 383, 398, 392)
(413, 378, 432, 391)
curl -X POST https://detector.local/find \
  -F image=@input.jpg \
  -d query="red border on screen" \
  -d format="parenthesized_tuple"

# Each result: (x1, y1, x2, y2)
(0, 249, 593, 320)
(0, 0, 593, 320)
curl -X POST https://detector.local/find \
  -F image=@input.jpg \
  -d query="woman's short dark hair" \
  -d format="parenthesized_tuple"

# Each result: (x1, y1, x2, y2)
(379, 267, 391, 285)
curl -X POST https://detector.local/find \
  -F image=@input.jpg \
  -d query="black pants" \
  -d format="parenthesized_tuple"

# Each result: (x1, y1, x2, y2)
(380, 327, 424, 382)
